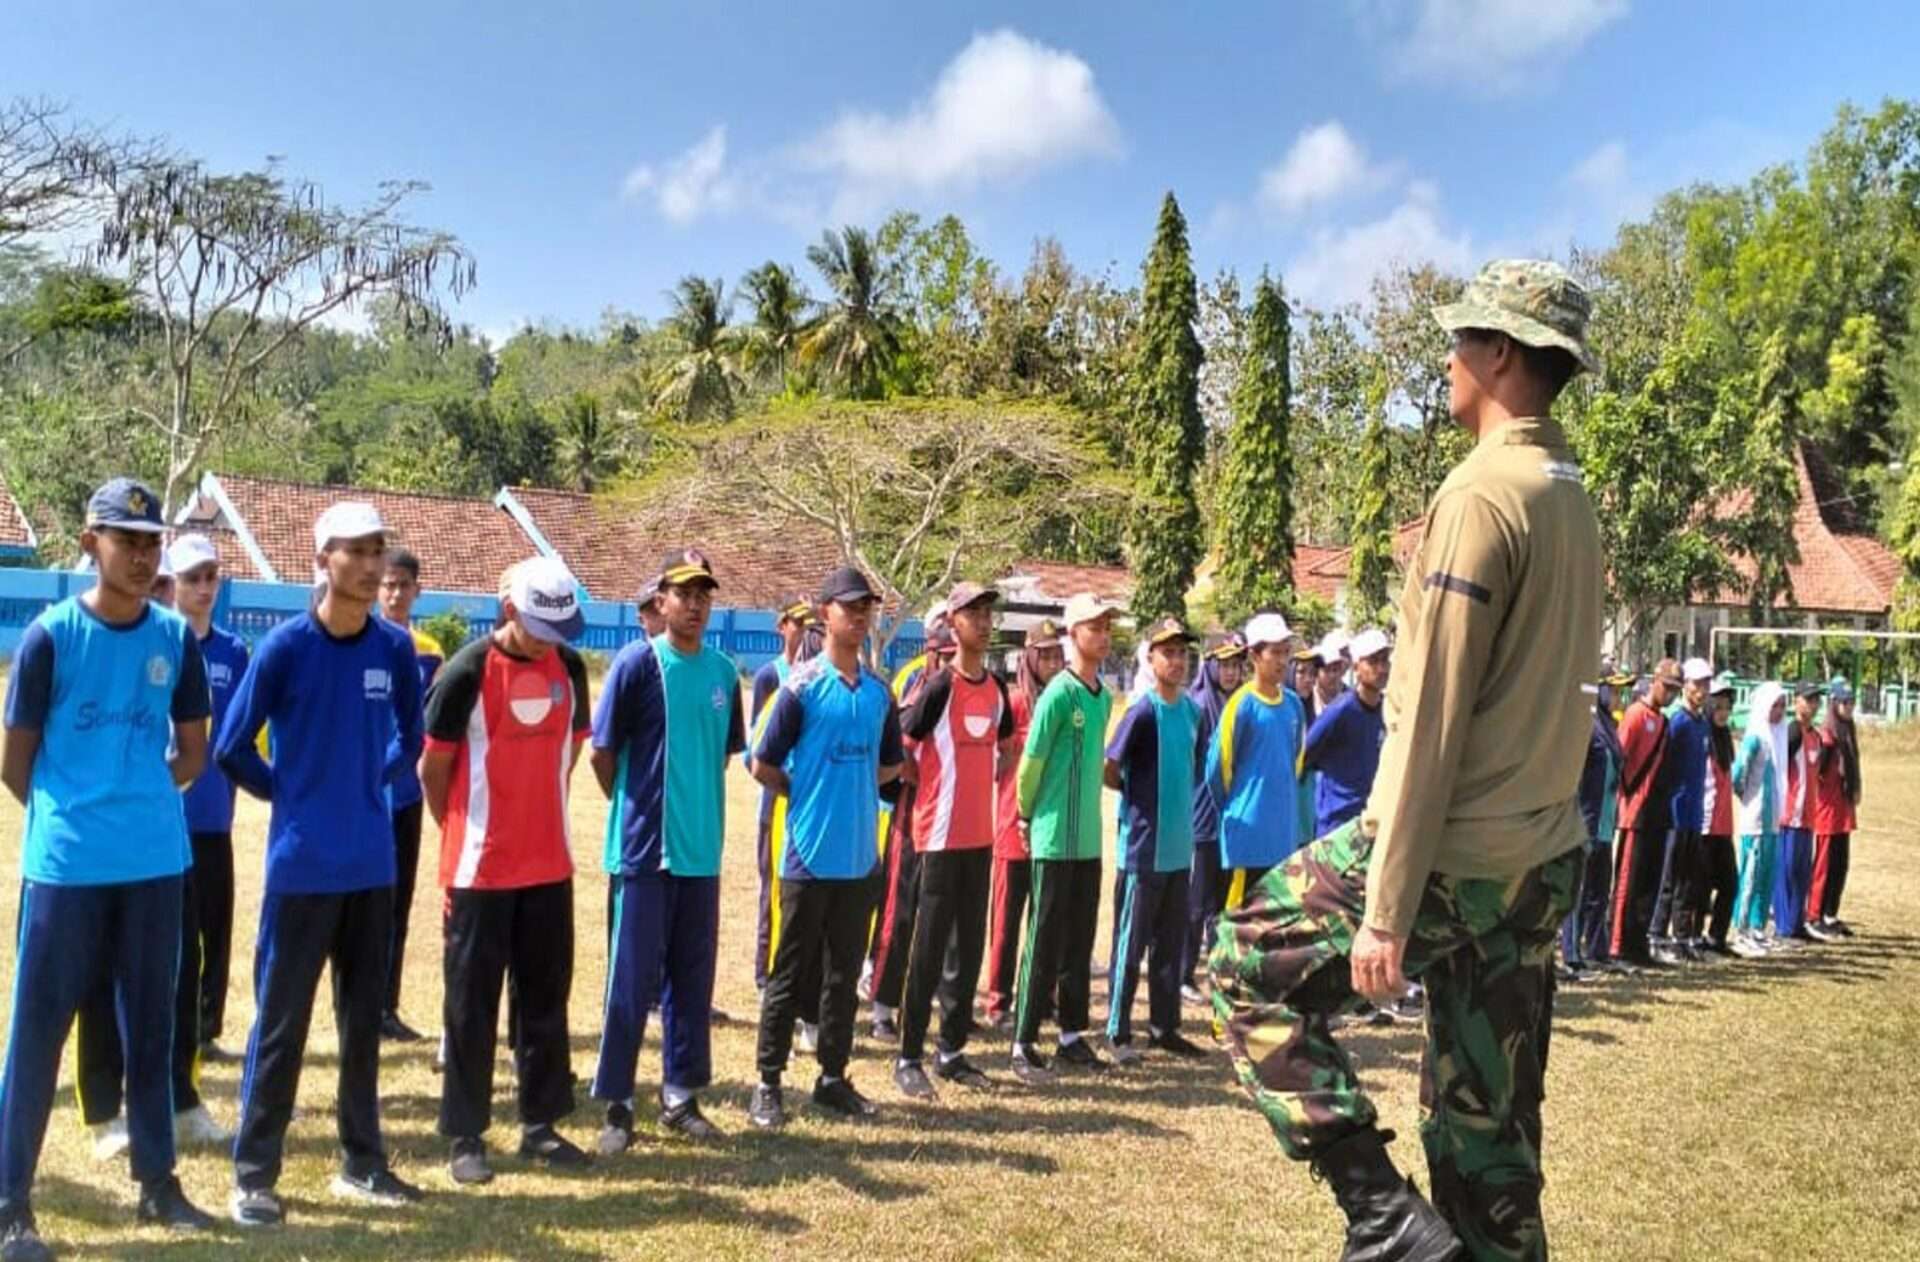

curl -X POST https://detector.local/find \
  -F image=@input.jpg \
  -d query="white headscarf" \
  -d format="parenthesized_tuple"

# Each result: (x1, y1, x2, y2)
(1742, 682, 1790, 811)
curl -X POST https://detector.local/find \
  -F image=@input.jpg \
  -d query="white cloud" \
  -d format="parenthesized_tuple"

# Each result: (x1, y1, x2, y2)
(621, 125, 737, 224)
(799, 29, 1121, 212)
(1257, 121, 1394, 215)
(1364, 0, 1629, 94)
(1287, 181, 1474, 308)
(1567, 139, 1629, 197)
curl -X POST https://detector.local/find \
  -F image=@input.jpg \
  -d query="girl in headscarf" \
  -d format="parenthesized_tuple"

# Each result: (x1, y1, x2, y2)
(1730, 682, 1789, 955)
(1181, 633, 1247, 999)
(1807, 679, 1860, 938)
(1564, 670, 1630, 976)
(1695, 676, 1740, 955)
(981, 621, 1066, 1028)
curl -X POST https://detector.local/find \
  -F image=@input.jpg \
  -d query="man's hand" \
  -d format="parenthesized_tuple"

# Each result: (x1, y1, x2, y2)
(1351, 925, 1409, 1005)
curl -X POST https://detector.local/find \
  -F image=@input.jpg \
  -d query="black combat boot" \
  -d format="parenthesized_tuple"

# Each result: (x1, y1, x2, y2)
(1311, 1127, 1464, 1262)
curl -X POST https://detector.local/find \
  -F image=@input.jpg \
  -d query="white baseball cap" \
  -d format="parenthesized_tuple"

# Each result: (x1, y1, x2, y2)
(1681, 657, 1715, 684)
(312, 502, 392, 552)
(1062, 592, 1122, 628)
(507, 556, 586, 644)
(166, 533, 220, 575)
(1244, 611, 1293, 649)
(1349, 628, 1392, 661)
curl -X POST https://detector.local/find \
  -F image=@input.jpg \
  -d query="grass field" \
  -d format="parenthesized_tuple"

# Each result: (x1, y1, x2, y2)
(3, 717, 1918, 1260)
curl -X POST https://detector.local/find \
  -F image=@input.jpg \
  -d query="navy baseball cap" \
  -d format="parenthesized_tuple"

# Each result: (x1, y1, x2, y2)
(86, 477, 167, 534)
(817, 565, 879, 605)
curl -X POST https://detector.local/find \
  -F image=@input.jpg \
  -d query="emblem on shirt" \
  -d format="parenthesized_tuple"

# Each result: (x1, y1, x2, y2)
(964, 714, 993, 739)
(364, 668, 392, 701)
(508, 672, 556, 726)
(1071, 710, 1085, 729)
(208, 662, 233, 688)
(711, 686, 727, 712)
(146, 654, 171, 687)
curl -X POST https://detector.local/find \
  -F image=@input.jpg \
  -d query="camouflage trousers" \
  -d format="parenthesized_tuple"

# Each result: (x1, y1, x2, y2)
(1207, 820, 1578, 1262)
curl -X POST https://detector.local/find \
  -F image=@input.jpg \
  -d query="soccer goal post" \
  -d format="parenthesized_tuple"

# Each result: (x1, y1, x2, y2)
(1708, 624, 1920, 721)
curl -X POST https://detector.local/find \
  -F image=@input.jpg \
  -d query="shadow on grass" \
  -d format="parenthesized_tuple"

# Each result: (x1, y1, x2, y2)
(35, 1170, 807, 1261)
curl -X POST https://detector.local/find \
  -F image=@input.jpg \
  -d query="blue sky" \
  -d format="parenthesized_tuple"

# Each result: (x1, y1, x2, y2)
(11, 2, 1917, 340)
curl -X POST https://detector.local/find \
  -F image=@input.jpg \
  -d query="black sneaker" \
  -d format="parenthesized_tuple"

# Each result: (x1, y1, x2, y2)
(1148, 1029, 1210, 1060)
(934, 1054, 992, 1089)
(331, 1167, 425, 1206)
(1650, 945, 1687, 968)
(136, 1175, 217, 1231)
(229, 1186, 284, 1227)
(597, 1102, 634, 1156)
(870, 1015, 900, 1042)
(748, 1083, 786, 1130)
(518, 1125, 590, 1168)
(1010, 1045, 1054, 1085)
(812, 1076, 879, 1118)
(0, 1204, 50, 1261)
(448, 1138, 493, 1186)
(1827, 917, 1854, 937)
(1054, 1037, 1109, 1070)
(1804, 921, 1838, 944)
(379, 1013, 425, 1043)
(893, 1060, 938, 1100)
(658, 1095, 721, 1141)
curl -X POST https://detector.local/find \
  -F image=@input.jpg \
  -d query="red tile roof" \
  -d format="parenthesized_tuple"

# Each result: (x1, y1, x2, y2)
(1003, 559, 1134, 605)
(182, 474, 539, 592)
(0, 479, 37, 551)
(502, 486, 842, 608)
(1710, 444, 1898, 615)
(1292, 520, 1428, 597)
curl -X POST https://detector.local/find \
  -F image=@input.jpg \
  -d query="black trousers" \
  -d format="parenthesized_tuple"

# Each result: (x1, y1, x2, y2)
(869, 806, 921, 1011)
(1185, 840, 1225, 987)
(899, 849, 992, 1064)
(190, 831, 236, 1042)
(1696, 834, 1738, 947)
(386, 802, 424, 1017)
(1650, 828, 1704, 941)
(1609, 826, 1665, 964)
(441, 880, 574, 1140)
(755, 812, 775, 990)
(75, 867, 202, 1120)
(1107, 868, 1189, 1045)
(1013, 857, 1102, 1048)
(1562, 842, 1613, 965)
(234, 886, 393, 1191)
(757, 876, 874, 1083)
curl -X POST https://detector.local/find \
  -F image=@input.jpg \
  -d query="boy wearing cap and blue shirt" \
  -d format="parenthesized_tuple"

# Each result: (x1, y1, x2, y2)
(591, 549, 745, 1148)
(1206, 612, 1307, 903)
(1303, 629, 1392, 839)
(750, 565, 905, 1129)
(422, 557, 593, 1184)
(0, 479, 219, 1258)
(215, 501, 426, 1226)
(1103, 616, 1209, 1063)
(1010, 592, 1118, 1084)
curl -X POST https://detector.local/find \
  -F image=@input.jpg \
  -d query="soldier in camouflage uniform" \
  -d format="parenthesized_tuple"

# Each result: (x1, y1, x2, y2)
(1210, 260, 1604, 1262)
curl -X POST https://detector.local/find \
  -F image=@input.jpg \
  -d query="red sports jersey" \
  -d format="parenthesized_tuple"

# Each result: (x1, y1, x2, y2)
(423, 638, 590, 890)
(1781, 724, 1821, 831)
(901, 667, 1012, 852)
(1812, 731, 1856, 835)
(1615, 699, 1669, 829)
(995, 690, 1035, 860)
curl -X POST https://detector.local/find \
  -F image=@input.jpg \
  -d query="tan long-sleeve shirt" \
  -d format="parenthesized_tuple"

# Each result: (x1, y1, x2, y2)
(1361, 415, 1602, 936)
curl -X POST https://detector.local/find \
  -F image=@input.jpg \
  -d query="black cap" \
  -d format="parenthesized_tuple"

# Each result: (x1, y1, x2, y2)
(817, 565, 878, 605)
(659, 547, 718, 589)
(1795, 680, 1826, 701)
(86, 477, 167, 534)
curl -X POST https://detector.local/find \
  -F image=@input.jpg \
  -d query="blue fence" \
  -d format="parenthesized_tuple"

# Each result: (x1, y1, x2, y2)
(0, 570, 925, 675)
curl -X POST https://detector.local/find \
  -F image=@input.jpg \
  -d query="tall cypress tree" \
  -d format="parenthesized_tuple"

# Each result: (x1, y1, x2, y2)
(1348, 367, 1395, 625)
(1214, 273, 1295, 626)
(1128, 192, 1205, 624)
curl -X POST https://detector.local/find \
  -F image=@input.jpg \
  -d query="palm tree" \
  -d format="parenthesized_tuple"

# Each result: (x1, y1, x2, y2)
(653, 275, 745, 422)
(799, 226, 904, 399)
(551, 391, 626, 491)
(738, 261, 810, 389)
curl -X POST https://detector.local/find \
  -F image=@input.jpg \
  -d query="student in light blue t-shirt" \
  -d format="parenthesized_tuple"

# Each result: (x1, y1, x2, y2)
(0, 478, 217, 1256)
(1206, 612, 1307, 904)
(590, 548, 745, 1150)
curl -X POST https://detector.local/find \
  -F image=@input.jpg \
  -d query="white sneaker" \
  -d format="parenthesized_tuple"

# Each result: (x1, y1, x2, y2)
(797, 1021, 820, 1053)
(1109, 1040, 1145, 1067)
(1730, 935, 1767, 960)
(90, 1116, 130, 1162)
(176, 1103, 233, 1147)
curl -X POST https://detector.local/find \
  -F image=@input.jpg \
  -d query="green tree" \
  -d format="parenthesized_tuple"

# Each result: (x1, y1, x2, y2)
(550, 391, 625, 491)
(1213, 274, 1295, 625)
(1126, 192, 1206, 624)
(652, 275, 744, 423)
(1348, 368, 1396, 625)
(799, 225, 904, 399)
(738, 261, 809, 390)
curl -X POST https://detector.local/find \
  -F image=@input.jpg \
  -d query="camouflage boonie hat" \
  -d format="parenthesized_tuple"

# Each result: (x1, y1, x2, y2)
(1433, 258, 1600, 375)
